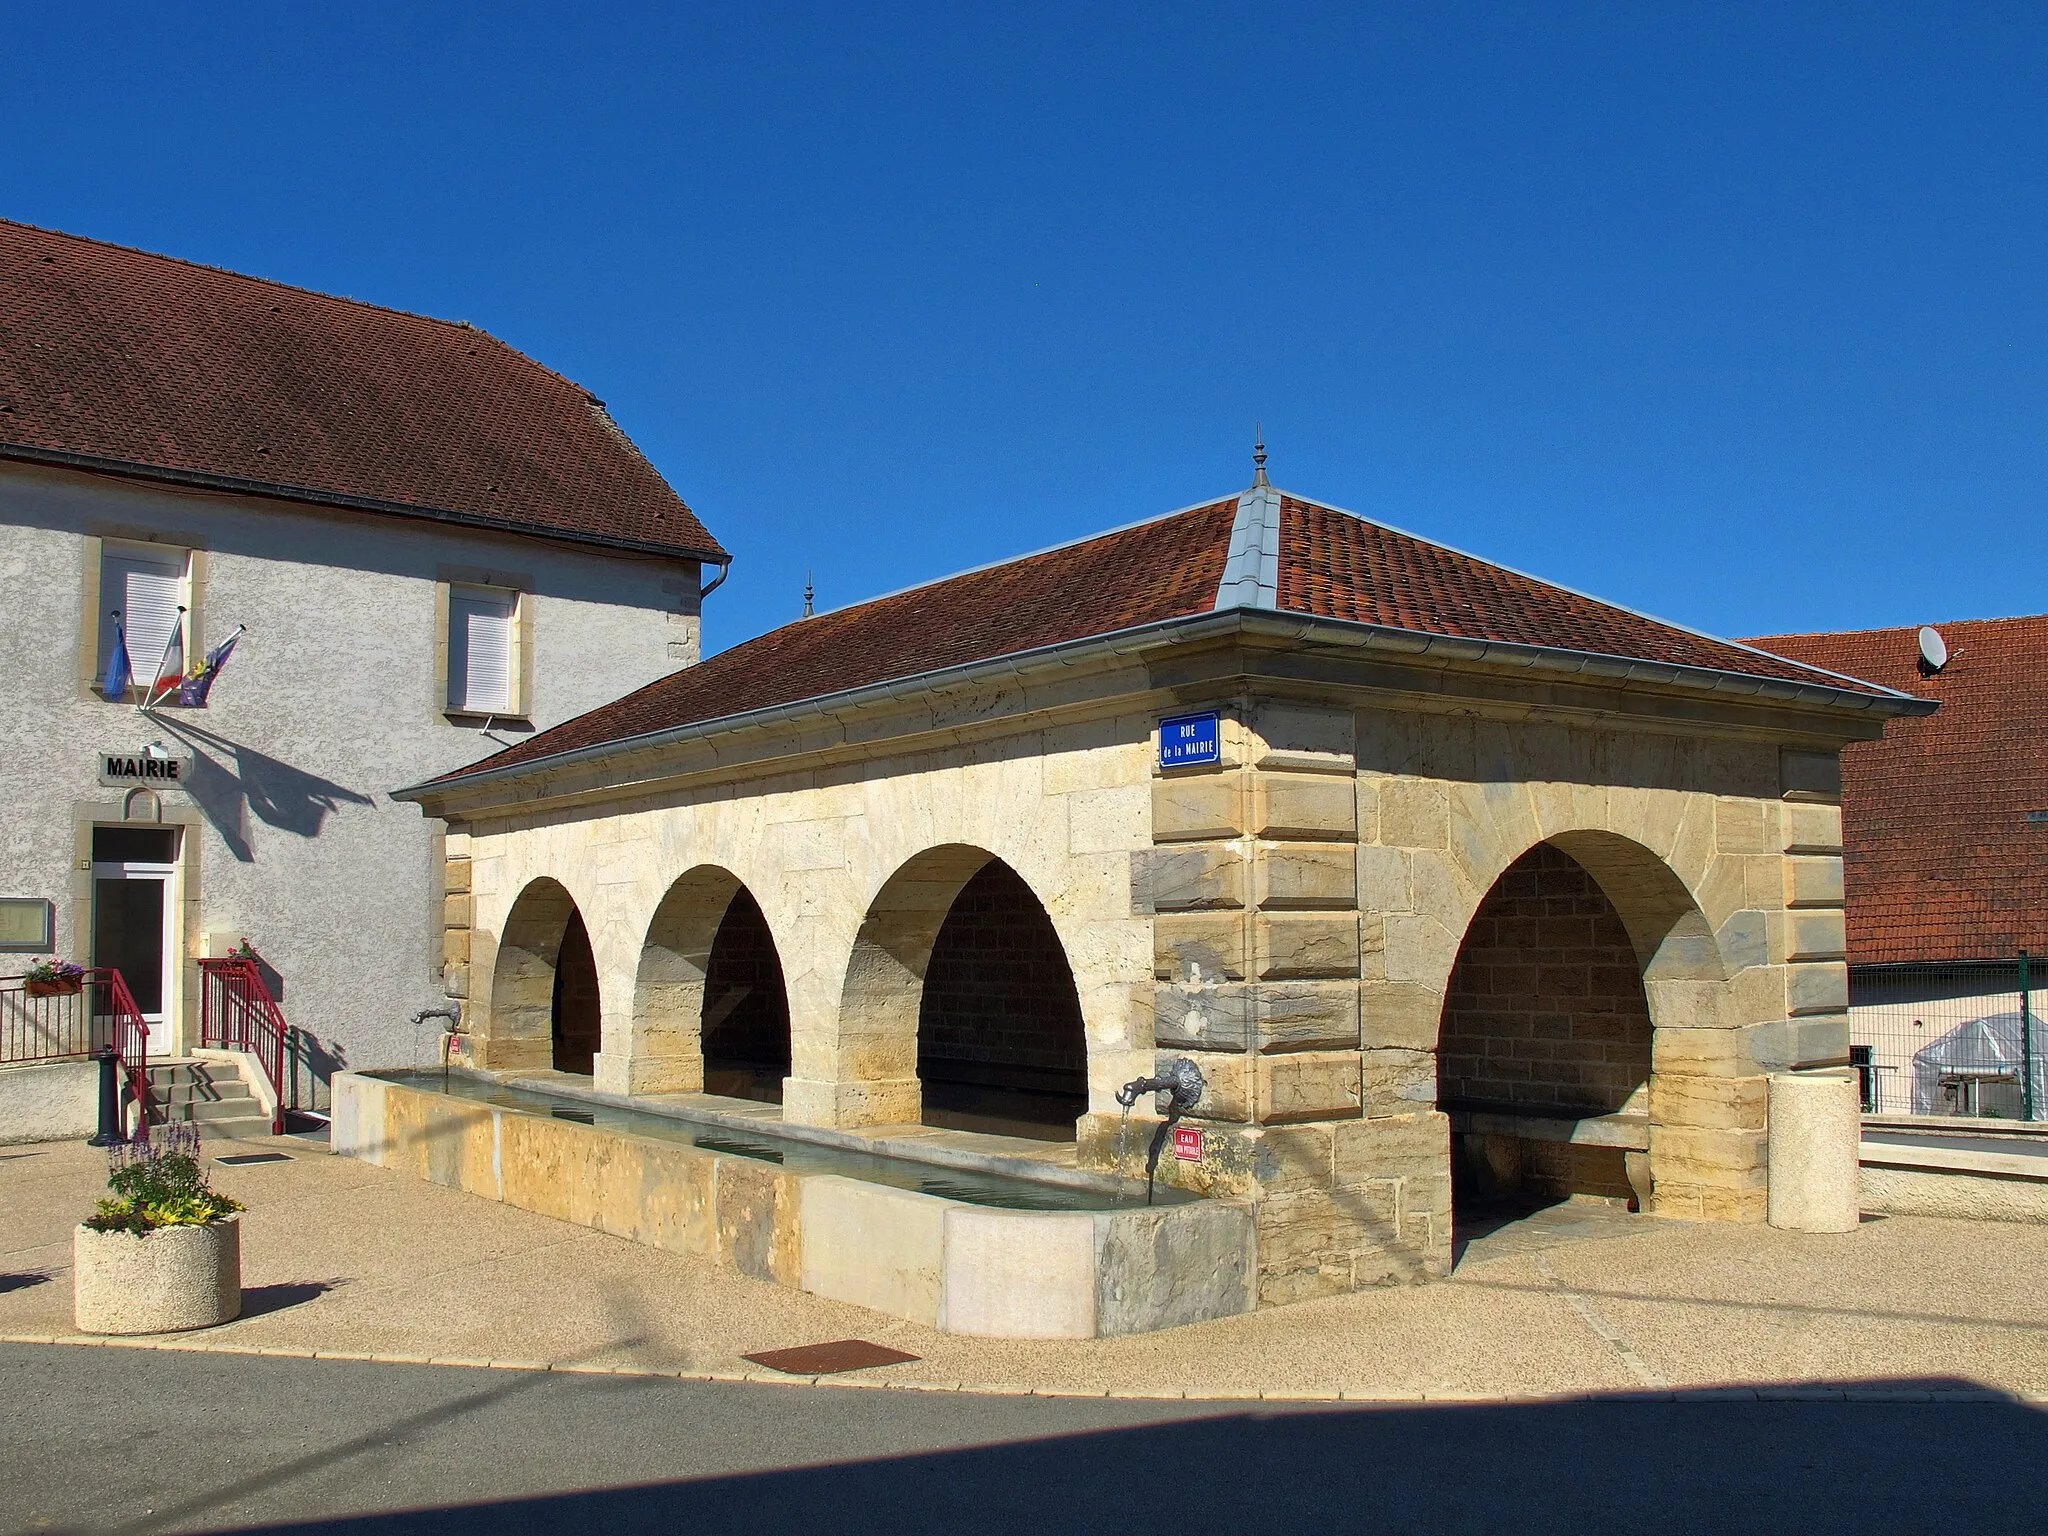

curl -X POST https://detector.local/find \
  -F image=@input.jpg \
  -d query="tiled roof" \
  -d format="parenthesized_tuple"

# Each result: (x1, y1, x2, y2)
(0, 220, 725, 562)
(1747, 616, 2048, 966)
(434, 483, 1905, 786)
(1276, 497, 1848, 689)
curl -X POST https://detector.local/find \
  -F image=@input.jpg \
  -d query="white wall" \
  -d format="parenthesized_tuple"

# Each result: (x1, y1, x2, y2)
(0, 459, 702, 1099)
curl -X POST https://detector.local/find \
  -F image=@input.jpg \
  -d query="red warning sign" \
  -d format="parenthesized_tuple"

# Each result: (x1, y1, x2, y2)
(1171, 1125, 1202, 1161)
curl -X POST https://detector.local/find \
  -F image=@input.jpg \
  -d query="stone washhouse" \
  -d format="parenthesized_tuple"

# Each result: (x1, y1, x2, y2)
(397, 466, 1932, 1310)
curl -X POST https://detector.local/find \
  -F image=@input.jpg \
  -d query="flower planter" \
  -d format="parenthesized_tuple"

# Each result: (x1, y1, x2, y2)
(73, 1215, 241, 1335)
(25, 978, 83, 998)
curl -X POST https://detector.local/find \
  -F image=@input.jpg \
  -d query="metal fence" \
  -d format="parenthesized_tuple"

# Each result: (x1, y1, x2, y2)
(1850, 956, 2043, 1121)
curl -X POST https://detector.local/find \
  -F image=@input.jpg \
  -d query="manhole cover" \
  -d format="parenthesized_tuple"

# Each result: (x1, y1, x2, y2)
(742, 1340, 921, 1376)
(216, 1152, 293, 1166)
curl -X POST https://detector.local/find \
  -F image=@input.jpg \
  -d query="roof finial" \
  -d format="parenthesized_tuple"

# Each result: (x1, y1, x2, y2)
(1252, 425, 1269, 489)
(802, 571, 815, 619)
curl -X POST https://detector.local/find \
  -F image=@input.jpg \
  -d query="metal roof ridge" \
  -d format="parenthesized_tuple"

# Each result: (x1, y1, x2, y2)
(1268, 485, 1921, 703)
(1214, 481, 1281, 611)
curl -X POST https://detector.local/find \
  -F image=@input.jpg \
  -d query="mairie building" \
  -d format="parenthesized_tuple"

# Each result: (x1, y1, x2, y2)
(398, 456, 1932, 1304)
(0, 220, 727, 1125)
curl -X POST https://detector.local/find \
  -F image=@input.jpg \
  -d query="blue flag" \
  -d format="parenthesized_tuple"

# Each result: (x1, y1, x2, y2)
(175, 628, 241, 708)
(100, 620, 132, 698)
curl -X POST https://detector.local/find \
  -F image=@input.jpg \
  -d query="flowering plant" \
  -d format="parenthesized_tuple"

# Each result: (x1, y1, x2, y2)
(23, 958, 85, 985)
(83, 1123, 243, 1236)
(226, 939, 259, 962)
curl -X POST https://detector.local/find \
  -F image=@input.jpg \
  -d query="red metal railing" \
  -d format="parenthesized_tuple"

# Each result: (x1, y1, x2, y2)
(0, 968, 150, 1128)
(196, 957, 287, 1134)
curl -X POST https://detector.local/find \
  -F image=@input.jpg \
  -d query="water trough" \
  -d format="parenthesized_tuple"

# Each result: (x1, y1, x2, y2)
(332, 1068, 1254, 1337)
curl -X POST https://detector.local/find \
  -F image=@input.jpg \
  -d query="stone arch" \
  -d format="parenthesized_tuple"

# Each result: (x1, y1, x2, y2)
(1434, 830, 1729, 1214)
(836, 844, 1087, 1136)
(483, 877, 599, 1074)
(631, 866, 791, 1101)
(918, 860, 1089, 1140)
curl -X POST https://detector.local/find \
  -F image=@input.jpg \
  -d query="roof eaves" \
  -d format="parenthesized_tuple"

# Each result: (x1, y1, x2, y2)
(0, 441, 731, 565)
(399, 603, 1935, 811)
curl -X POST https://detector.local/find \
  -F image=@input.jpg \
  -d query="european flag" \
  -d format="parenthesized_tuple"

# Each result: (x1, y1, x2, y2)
(100, 618, 132, 699)
(176, 628, 242, 708)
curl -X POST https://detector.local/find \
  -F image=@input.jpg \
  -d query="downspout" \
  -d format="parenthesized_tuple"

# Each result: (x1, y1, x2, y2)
(699, 557, 731, 600)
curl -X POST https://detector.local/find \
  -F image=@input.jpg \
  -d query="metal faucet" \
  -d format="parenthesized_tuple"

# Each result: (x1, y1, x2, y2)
(1115, 1056, 1206, 1204)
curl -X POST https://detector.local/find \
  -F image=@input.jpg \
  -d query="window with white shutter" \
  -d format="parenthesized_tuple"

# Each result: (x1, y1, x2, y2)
(447, 585, 519, 714)
(99, 544, 189, 696)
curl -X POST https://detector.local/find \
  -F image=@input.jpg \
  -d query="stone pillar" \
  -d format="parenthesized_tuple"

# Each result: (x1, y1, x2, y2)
(1766, 1068, 1860, 1232)
(1101, 702, 1450, 1306)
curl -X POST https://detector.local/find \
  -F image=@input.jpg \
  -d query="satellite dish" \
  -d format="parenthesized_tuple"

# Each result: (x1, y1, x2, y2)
(1917, 626, 1948, 672)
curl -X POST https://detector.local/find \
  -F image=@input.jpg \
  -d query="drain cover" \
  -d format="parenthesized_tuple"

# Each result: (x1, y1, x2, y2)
(742, 1340, 921, 1376)
(215, 1152, 293, 1165)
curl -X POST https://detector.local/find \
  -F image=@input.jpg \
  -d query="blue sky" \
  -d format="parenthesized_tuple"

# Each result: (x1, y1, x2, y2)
(7, 4, 2043, 654)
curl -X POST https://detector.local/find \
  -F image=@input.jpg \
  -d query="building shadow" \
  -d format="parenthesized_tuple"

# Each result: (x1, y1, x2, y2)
(199, 1378, 2044, 1536)
(158, 720, 375, 862)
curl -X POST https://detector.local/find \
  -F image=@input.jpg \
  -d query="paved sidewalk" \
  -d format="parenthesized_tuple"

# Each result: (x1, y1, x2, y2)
(5, 1136, 2047, 1402)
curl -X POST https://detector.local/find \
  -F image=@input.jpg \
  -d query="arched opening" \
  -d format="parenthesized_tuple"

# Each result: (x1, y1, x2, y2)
(917, 860, 1087, 1141)
(701, 887, 791, 1104)
(551, 909, 602, 1075)
(484, 877, 597, 1075)
(632, 867, 790, 1102)
(1439, 842, 1655, 1225)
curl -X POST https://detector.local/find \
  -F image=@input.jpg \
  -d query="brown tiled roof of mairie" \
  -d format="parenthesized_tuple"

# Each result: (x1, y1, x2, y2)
(0, 219, 725, 562)
(439, 487, 1901, 785)
(1279, 497, 1862, 690)
(452, 498, 1241, 774)
(1748, 616, 2048, 966)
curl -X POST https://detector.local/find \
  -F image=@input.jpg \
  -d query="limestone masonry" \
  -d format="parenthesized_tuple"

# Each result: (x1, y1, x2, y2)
(401, 474, 1933, 1308)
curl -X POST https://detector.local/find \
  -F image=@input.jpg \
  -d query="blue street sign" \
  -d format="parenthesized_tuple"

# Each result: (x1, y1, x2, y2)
(1158, 711, 1221, 769)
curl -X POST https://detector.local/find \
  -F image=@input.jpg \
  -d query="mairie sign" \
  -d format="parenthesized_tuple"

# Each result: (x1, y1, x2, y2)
(98, 751, 192, 789)
(1157, 711, 1220, 769)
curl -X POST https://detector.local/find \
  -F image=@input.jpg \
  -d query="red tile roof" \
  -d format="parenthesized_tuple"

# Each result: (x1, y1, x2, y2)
(0, 220, 725, 562)
(1277, 497, 1845, 689)
(1746, 616, 2048, 966)
(433, 487, 1905, 786)
(448, 498, 1241, 772)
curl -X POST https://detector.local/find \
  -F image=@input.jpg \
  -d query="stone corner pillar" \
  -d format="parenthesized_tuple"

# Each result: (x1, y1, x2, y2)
(1766, 1068, 1860, 1233)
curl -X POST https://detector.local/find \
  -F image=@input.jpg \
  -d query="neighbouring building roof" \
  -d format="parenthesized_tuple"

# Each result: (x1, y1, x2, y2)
(0, 219, 726, 564)
(1748, 615, 2048, 967)
(431, 477, 1914, 785)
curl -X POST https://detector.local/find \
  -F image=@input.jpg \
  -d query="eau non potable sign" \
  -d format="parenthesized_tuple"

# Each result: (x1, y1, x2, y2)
(1157, 711, 1220, 769)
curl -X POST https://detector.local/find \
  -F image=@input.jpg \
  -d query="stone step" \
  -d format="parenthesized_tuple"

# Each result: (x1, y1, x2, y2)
(150, 1080, 256, 1107)
(141, 1056, 273, 1137)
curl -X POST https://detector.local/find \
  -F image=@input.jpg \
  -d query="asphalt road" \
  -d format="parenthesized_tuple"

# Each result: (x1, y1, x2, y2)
(4, 1344, 2043, 1535)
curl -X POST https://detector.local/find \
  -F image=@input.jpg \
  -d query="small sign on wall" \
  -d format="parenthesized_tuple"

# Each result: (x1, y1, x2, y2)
(1157, 711, 1221, 769)
(97, 751, 192, 789)
(1171, 1125, 1203, 1162)
(0, 898, 54, 952)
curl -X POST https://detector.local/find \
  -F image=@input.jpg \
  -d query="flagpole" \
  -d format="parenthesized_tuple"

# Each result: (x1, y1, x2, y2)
(138, 607, 187, 712)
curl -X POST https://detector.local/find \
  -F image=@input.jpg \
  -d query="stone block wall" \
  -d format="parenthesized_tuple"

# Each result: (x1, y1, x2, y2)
(446, 678, 1850, 1302)
(1122, 702, 1448, 1304)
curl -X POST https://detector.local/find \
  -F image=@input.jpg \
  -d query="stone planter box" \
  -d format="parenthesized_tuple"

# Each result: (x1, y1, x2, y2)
(73, 1216, 241, 1334)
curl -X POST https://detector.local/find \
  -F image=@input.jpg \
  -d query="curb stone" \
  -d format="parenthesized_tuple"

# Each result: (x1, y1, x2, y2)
(0, 1334, 2028, 1406)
